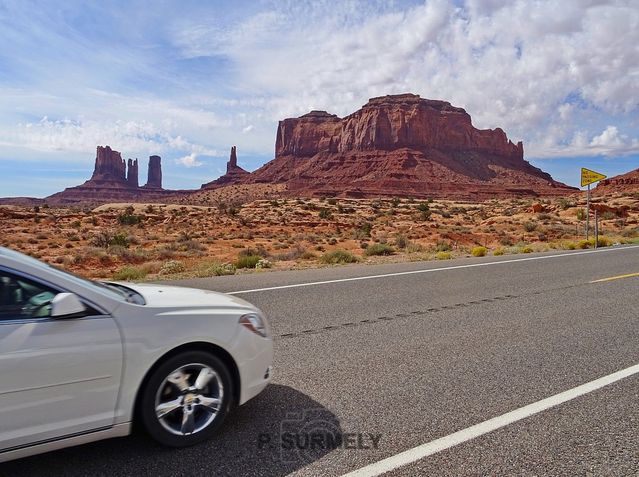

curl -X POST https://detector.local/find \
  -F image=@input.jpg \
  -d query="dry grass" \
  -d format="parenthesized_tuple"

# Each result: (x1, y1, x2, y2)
(1, 191, 637, 280)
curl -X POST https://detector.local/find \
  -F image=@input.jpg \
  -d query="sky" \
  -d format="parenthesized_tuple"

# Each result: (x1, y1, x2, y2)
(0, 0, 637, 197)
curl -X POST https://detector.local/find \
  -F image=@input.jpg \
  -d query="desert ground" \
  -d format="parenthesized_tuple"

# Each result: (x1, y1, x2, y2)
(2, 191, 638, 281)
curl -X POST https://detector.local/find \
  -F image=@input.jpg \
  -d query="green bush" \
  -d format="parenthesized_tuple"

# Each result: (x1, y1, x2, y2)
(520, 245, 533, 253)
(523, 221, 538, 232)
(106, 232, 130, 248)
(471, 246, 487, 257)
(320, 250, 359, 264)
(318, 208, 333, 219)
(493, 247, 504, 256)
(235, 255, 261, 269)
(118, 213, 141, 226)
(113, 266, 147, 281)
(364, 244, 395, 256)
(435, 251, 452, 260)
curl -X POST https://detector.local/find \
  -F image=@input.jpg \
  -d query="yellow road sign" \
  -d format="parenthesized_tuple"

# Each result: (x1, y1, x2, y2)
(581, 167, 607, 187)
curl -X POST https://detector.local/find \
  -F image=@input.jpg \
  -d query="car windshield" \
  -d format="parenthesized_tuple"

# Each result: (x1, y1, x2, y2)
(1, 247, 145, 304)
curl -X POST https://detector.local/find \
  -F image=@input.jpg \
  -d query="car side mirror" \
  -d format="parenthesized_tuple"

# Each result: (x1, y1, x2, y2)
(51, 293, 87, 319)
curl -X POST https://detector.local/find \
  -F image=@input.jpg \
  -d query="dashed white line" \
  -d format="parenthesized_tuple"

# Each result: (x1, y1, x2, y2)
(228, 245, 639, 295)
(341, 362, 639, 477)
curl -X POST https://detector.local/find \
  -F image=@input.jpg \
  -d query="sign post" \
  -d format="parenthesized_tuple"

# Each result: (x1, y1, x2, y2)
(594, 209, 599, 249)
(580, 168, 607, 240)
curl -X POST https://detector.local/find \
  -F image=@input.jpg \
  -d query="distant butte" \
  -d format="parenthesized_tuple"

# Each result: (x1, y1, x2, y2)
(9, 93, 585, 205)
(201, 146, 249, 189)
(46, 146, 173, 204)
(225, 93, 578, 199)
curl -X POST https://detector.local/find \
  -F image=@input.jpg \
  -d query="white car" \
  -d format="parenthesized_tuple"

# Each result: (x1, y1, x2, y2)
(0, 246, 273, 462)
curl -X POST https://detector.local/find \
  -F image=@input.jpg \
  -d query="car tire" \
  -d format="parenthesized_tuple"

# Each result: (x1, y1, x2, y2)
(139, 351, 233, 447)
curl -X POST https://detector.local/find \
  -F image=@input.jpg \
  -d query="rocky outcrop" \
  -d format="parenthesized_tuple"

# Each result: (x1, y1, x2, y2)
(91, 146, 126, 182)
(201, 146, 249, 189)
(596, 168, 639, 194)
(145, 155, 163, 189)
(127, 159, 139, 188)
(46, 146, 174, 204)
(246, 94, 576, 199)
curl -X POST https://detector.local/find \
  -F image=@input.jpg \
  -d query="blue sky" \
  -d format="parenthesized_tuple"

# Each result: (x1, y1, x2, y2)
(0, 0, 637, 197)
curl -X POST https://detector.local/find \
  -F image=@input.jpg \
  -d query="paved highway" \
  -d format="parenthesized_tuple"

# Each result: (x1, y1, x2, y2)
(2, 245, 639, 476)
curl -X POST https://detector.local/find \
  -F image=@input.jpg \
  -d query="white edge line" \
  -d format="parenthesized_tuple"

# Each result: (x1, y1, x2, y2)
(341, 362, 639, 477)
(228, 245, 639, 295)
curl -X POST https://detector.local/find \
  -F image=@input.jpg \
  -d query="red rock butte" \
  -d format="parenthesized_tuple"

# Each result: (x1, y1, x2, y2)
(233, 93, 576, 199)
(595, 168, 639, 194)
(46, 146, 174, 204)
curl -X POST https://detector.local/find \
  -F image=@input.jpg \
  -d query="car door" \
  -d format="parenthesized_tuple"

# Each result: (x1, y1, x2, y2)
(0, 269, 123, 452)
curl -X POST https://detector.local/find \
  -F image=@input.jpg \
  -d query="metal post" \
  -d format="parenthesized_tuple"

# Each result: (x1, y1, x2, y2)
(594, 209, 599, 249)
(586, 184, 590, 240)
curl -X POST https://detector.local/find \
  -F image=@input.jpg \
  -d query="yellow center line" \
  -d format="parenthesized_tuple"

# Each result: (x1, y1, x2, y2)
(590, 272, 639, 283)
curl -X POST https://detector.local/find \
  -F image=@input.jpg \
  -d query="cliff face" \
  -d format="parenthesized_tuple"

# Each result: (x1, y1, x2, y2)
(248, 94, 575, 199)
(595, 168, 639, 194)
(275, 95, 523, 159)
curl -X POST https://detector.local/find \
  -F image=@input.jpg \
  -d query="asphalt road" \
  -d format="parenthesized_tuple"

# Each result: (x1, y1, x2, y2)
(2, 245, 639, 476)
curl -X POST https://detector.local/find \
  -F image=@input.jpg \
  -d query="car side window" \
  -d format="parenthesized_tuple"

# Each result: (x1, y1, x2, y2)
(0, 271, 58, 320)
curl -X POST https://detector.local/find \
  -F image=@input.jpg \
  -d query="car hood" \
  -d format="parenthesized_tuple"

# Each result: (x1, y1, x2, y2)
(117, 283, 257, 311)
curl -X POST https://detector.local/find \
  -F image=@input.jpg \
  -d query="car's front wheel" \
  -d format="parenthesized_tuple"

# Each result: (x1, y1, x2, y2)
(140, 351, 232, 447)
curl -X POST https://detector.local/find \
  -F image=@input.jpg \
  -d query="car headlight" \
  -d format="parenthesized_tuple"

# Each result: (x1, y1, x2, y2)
(239, 312, 269, 338)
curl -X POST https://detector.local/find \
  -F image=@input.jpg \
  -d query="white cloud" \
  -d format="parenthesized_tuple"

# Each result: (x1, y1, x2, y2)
(1, 0, 638, 171)
(175, 152, 203, 168)
(169, 0, 639, 159)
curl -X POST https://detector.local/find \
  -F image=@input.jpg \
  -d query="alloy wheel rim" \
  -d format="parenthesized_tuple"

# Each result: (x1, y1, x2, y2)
(154, 363, 224, 436)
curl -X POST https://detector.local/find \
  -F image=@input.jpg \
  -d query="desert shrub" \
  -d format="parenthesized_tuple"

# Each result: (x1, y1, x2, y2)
(562, 241, 577, 250)
(395, 234, 408, 249)
(416, 202, 430, 212)
(523, 221, 538, 232)
(238, 246, 268, 258)
(320, 250, 359, 264)
(255, 258, 273, 269)
(113, 266, 147, 281)
(109, 245, 147, 263)
(406, 242, 424, 253)
(318, 208, 333, 219)
(493, 247, 504, 256)
(576, 239, 590, 249)
(300, 251, 317, 260)
(273, 245, 306, 261)
(195, 261, 236, 277)
(557, 198, 574, 210)
(537, 213, 552, 221)
(159, 260, 185, 275)
(471, 246, 487, 257)
(178, 239, 206, 253)
(327, 198, 337, 205)
(519, 245, 533, 253)
(364, 243, 395, 256)
(576, 209, 586, 220)
(110, 232, 130, 248)
(353, 222, 373, 239)
(235, 255, 261, 269)
(435, 241, 451, 252)
(435, 251, 452, 260)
